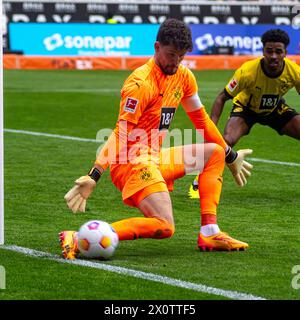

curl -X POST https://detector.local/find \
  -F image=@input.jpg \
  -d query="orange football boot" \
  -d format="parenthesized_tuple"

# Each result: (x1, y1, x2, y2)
(198, 231, 249, 251)
(59, 231, 79, 259)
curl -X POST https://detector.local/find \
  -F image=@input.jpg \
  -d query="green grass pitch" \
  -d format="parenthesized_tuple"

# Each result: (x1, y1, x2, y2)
(1, 69, 300, 300)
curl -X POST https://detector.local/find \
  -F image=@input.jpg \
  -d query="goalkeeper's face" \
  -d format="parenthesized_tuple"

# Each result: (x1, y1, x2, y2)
(154, 42, 187, 75)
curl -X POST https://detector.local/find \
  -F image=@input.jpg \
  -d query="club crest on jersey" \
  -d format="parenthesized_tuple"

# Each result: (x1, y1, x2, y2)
(174, 88, 182, 101)
(124, 97, 139, 113)
(140, 167, 152, 181)
(280, 80, 289, 91)
(228, 78, 238, 92)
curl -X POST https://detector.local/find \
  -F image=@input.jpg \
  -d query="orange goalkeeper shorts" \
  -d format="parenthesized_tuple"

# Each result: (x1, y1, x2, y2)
(110, 146, 185, 207)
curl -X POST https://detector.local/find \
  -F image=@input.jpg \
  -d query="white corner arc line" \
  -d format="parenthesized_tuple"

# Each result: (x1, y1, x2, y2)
(1, 245, 266, 300)
(4, 128, 300, 168)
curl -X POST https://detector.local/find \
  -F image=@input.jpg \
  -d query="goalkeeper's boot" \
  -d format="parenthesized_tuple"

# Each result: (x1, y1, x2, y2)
(59, 231, 79, 259)
(198, 231, 248, 251)
(188, 175, 200, 199)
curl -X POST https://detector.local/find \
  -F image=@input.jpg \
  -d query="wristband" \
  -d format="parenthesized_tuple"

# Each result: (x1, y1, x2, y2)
(88, 167, 102, 182)
(225, 147, 238, 164)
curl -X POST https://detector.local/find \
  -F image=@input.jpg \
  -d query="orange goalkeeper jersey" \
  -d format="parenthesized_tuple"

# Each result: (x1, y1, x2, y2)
(111, 58, 198, 164)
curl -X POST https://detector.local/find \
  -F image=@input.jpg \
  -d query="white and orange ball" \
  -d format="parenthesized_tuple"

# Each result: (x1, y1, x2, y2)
(77, 220, 119, 259)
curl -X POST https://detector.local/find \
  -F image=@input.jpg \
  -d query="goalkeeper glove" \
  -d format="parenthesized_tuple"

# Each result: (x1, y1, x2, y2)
(225, 148, 253, 187)
(64, 167, 102, 213)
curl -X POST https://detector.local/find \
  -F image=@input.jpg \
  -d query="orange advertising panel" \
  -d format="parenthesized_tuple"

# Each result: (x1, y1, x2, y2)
(4, 55, 300, 71)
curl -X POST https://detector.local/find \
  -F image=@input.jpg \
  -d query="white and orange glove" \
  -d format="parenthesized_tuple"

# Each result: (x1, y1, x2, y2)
(64, 167, 102, 213)
(225, 148, 253, 187)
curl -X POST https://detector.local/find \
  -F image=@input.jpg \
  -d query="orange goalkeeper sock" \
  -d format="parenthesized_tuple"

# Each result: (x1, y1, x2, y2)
(111, 217, 175, 241)
(198, 144, 225, 226)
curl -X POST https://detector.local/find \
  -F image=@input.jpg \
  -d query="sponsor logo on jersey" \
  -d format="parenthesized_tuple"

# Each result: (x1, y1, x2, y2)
(228, 78, 238, 92)
(124, 97, 139, 113)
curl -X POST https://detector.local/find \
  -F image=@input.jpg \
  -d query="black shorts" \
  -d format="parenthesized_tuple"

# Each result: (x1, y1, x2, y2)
(230, 99, 299, 135)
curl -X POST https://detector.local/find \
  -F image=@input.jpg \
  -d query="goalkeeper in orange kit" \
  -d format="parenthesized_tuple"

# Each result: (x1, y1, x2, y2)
(60, 19, 253, 259)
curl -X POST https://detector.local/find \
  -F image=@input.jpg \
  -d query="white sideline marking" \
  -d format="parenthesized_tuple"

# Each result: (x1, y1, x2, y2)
(4, 128, 99, 143)
(248, 157, 300, 167)
(5, 128, 300, 168)
(1, 245, 266, 300)
(6, 88, 120, 94)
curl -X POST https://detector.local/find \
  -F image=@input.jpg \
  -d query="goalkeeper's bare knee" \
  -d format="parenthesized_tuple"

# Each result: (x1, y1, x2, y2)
(152, 218, 175, 239)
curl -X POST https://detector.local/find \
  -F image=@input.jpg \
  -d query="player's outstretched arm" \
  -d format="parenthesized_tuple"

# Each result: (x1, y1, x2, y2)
(64, 167, 103, 213)
(64, 121, 135, 213)
(210, 90, 231, 125)
(64, 133, 112, 213)
(225, 147, 253, 187)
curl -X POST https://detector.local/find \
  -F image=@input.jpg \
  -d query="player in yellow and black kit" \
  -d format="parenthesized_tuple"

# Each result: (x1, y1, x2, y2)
(189, 29, 300, 198)
(212, 28, 300, 147)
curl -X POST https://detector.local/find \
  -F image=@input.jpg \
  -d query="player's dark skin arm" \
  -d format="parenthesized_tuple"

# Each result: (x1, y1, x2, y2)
(211, 90, 250, 147)
(210, 91, 231, 125)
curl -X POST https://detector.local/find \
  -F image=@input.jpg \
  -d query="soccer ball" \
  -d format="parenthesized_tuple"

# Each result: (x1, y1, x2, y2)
(77, 220, 119, 259)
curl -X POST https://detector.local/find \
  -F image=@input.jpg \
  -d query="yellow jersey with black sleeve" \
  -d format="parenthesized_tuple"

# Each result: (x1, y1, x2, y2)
(224, 57, 300, 115)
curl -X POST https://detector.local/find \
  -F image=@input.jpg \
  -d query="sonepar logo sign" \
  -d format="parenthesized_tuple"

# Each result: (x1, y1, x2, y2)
(189, 24, 300, 55)
(9, 23, 159, 56)
(43, 33, 132, 54)
(195, 33, 262, 54)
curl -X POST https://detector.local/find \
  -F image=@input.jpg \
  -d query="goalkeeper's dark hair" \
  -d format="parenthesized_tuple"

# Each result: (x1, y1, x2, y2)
(156, 18, 193, 52)
(261, 29, 290, 48)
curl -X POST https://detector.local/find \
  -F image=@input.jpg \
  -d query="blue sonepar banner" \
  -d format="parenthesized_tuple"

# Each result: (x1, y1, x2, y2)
(189, 24, 300, 55)
(9, 23, 159, 56)
(9, 23, 300, 56)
